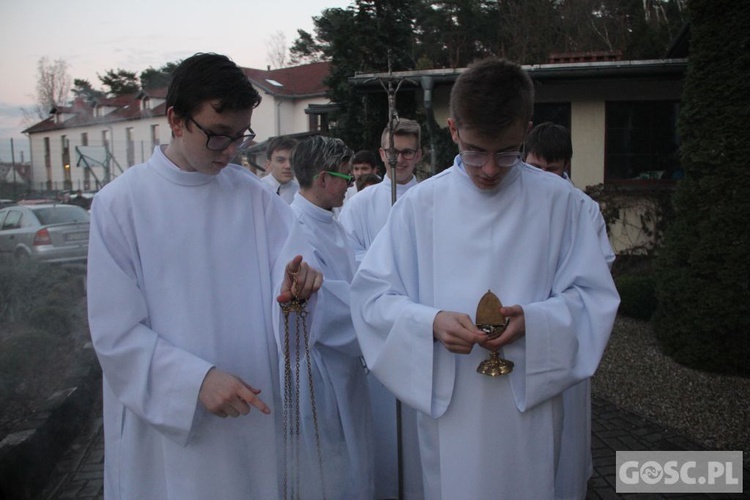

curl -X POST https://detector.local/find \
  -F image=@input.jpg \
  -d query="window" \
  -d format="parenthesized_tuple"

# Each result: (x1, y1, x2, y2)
(305, 104, 335, 134)
(126, 127, 135, 166)
(151, 124, 160, 149)
(44, 137, 52, 190)
(1, 210, 23, 230)
(605, 101, 681, 182)
(62, 135, 71, 189)
(533, 103, 571, 130)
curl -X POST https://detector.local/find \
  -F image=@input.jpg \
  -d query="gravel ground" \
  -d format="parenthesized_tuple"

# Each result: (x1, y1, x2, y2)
(592, 315, 750, 459)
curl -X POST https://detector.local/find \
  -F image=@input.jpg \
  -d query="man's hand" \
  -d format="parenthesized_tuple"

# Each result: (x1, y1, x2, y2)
(198, 368, 270, 418)
(480, 304, 526, 351)
(433, 311, 486, 354)
(277, 255, 323, 303)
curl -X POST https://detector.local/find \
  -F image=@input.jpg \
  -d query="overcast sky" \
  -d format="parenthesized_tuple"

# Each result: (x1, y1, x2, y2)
(0, 0, 353, 163)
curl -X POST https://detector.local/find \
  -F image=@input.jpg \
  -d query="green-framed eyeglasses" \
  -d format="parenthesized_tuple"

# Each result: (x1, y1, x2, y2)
(315, 170, 355, 186)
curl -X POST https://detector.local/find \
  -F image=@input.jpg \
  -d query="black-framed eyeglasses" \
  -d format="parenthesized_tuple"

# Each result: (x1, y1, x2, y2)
(315, 170, 355, 186)
(456, 129, 522, 169)
(188, 117, 256, 151)
(384, 148, 418, 160)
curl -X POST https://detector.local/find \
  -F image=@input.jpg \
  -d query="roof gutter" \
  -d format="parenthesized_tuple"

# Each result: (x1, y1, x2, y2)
(349, 59, 688, 89)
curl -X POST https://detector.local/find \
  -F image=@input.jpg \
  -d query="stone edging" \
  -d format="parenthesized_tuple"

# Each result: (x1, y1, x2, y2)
(0, 342, 101, 500)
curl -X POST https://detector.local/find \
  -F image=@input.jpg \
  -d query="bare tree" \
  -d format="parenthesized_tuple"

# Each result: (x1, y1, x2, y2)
(265, 31, 288, 69)
(34, 57, 71, 117)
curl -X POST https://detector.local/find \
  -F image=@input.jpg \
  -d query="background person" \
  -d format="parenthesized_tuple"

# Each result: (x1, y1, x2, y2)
(524, 121, 615, 267)
(261, 135, 299, 203)
(290, 135, 375, 499)
(355, 172, 382, 192)
(339, 119, 422, 263)
(338, 118, 425, 500)
(524, 121, 615, 499)
(335, 149, 380, 216)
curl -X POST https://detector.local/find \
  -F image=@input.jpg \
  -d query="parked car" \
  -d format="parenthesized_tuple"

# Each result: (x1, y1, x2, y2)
(0, 199, 16, 208)
(0, 204, 90, 263)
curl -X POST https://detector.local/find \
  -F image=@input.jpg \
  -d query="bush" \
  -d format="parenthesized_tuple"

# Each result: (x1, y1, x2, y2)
(653, 0, 750, 377)
(0, 329, 64, 400)
(615, 275, 657, 321)
(29, 306, 72, 337)
(0, 260, 82, 325)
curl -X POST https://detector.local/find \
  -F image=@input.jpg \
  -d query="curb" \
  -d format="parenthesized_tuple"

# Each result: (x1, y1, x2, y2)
(0, 343, 101, 500)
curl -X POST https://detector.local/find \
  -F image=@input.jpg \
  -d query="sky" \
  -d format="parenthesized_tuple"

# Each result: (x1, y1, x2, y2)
(0, 0, 353, 163)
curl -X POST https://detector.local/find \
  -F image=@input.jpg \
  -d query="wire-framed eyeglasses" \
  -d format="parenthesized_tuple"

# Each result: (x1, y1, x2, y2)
(188, 117, 256, 151)
(315, 170, 355, 186)
(456, 129, 522, 169)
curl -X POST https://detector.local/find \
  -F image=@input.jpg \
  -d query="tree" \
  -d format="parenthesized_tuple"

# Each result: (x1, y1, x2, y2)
(265, 31, 288, 69)
(289, 29, 323, 65)
(291, 0, 690, 173)
(98, 68, 140, 97)
(291, 1, 419, 150)
(140, 61, 179, 90)
(653, 0, 750, 375)
(71, 79, 105, 104)
(25, 57, 71, 120)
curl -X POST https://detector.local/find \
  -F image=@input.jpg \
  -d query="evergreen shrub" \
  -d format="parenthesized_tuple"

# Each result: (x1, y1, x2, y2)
(615, 275, 657, 321)
(653, 0, 750, 377)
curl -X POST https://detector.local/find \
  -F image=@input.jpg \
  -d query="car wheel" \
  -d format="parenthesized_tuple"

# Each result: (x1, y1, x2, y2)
(14, 249, 30, 261)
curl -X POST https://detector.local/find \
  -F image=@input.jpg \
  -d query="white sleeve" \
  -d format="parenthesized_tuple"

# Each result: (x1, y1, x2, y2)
(350, 199, 444, 417)
(515, 198, 619, 411)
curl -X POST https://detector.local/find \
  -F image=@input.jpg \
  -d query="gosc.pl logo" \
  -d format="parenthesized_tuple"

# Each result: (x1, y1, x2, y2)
(616, 451, 742, 493)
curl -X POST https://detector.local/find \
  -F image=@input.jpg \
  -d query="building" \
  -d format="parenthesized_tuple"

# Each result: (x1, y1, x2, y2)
(348, 47, 689, 255)
(22, 62, 332, 192)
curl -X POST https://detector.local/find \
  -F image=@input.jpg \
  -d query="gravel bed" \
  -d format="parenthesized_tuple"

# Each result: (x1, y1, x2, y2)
(592, 315, 750, 457)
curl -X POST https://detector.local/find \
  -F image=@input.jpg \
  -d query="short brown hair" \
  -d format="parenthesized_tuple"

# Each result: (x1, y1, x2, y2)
(450, 58, 534, 137)
(380, 118, 421, 150)
(266, 135, 298, 160)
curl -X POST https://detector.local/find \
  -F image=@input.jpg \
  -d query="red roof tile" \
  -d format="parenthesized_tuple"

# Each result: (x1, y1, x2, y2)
(243, 61, 331, 97)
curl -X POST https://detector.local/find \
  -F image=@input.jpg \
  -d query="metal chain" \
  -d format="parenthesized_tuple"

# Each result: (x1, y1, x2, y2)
(301, 308, 327, 500)
(280, 275, 327, 500)
(294, 304, 301, 499)
(282, 308, 292, 500)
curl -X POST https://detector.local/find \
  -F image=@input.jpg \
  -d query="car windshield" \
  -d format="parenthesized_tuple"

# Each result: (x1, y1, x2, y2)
(33, 206, 90, 225)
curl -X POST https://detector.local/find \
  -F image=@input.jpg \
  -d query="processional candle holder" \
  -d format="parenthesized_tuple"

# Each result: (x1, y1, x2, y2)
(475, 290, 514, 377)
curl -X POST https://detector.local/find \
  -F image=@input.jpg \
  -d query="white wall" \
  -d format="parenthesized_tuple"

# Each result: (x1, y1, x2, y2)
(27, 116, 170, 191)
(251, 86, 329, 142)
(570, 101, 605, 189)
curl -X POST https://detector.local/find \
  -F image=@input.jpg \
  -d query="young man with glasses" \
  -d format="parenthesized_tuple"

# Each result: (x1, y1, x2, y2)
(350, 58, 619, 499)
(288, 135, 375, 499)
(261, 135, 299, 204)
(339, 118, 422, 263)
(86, 52, 322, 500)
(339, 118, 426, 500)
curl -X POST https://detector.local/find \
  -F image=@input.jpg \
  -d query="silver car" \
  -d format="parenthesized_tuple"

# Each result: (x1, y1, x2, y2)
(0, 204, 90, 263)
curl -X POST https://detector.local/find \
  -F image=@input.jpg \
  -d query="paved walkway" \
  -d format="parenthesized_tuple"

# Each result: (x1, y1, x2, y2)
(39, 394, 746, 499)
